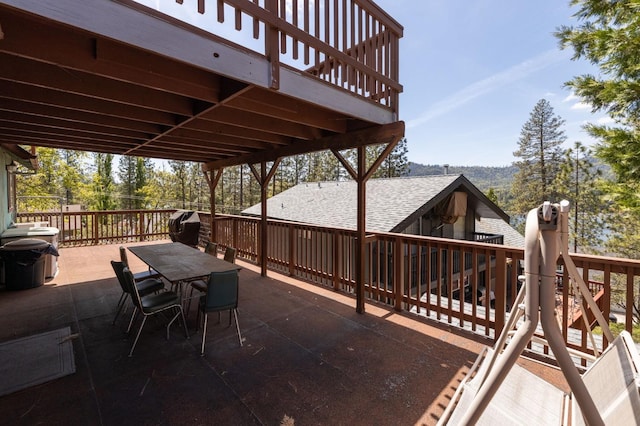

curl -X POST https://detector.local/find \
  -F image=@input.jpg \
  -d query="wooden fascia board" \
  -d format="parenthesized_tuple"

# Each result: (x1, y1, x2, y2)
(455, 175, 510, 222)
(0, 0, 272, 87)
(0, 12, 221, 103)
(279, 65, 397, 124)
(204, 121, 404, 171)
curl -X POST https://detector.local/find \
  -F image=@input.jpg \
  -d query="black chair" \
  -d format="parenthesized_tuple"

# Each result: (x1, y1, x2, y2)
(123, 266, 189, 357)
(111, 260, 164, 326)
(223, 246, 237, 264)
(203, 241, 218, 257)
(186, 244, 233, 315)
(119, 246, 161, 282)
(198, 270, 242, 355)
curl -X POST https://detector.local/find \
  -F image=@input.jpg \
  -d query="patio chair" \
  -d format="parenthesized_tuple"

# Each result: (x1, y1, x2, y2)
(186, 245, 235, 315)
(204, 241, 218, 257)
(119, 246, 161, 282)
(197, 270, 243, 355)
(223, 246, 237, 264)
(110, 260, 165, 326)
(122, 266, 189, 357)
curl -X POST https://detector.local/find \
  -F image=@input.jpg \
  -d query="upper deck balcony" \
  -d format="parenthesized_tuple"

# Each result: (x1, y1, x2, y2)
(0, 0, 403, 167)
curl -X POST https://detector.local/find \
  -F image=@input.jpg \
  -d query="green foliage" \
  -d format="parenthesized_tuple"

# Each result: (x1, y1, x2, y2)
(91, 153, 117, 211)
(373, 138, 409, 178)
(17, 148, 91, 212)
(511, 99, 567, 213)
(554, 142, 605, 253)
(556, 0, 640, 211)
(594, 322, 640, 343)
(556, 0, 640, 318)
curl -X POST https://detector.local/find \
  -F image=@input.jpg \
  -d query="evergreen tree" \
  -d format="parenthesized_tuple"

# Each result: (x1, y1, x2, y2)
(91, 153, 116, 211)
(555, 142, 604, 253)
(486, 188, 498, 205)
(556, 1, 640, 208)
(118, 155, 136, 210)
(169, 160, 188, 209)
(374, 138, 409, 178)
(60, 149, 88, 206)
(556, 1, 640, 321)
(510, 99, 567, 213)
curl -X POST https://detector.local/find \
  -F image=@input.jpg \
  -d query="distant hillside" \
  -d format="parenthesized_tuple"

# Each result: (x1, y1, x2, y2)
(408, 162, 517, 191)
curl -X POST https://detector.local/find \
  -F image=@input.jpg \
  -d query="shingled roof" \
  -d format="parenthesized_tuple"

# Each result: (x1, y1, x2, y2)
(243, 175, 522, 246)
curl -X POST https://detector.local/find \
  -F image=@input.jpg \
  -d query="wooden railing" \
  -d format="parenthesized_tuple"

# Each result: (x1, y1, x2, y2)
(210, 213, 640, 358)
(16, 209, 640, 358)
(17, 209, 174, 246)
(173, 0, 403, 110)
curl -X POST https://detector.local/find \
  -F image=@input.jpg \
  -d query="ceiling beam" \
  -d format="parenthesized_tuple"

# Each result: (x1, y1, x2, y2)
(0, 83, 179, 126)
(204, 121, 405, 170)
(0, 99, 163, 134)
(0, 54, 197, 115)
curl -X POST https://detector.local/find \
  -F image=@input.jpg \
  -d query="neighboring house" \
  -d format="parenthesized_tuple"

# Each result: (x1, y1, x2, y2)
(242, 174, 523, 304)
(242, 174, 524, 247)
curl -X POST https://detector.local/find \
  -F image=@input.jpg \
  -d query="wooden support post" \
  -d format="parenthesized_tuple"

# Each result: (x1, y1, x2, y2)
(203, 167, 222, 243)
(356, 146, 366, 313)
(330, 129, 404, 314)
(249, 159, 281, 277)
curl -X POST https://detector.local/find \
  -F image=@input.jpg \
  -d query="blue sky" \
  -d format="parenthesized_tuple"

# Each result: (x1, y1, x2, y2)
(136, 0, 609, 168)
(374, 0, 610, 166)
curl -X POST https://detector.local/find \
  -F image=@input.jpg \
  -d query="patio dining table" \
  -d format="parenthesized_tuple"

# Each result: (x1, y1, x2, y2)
(128, 242, 240, 297)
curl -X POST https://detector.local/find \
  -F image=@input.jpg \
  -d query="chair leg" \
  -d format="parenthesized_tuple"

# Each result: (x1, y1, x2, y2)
(185, 285, 195, 316)
(112, 291, 127, 325)
(126, 308, 139, 334)
(129, 316, 147, 357)
(200, 313, 208, 356)
(165, 306, 190, 341)
(179, 306, 190, 339)
(233, 309, 243, 347)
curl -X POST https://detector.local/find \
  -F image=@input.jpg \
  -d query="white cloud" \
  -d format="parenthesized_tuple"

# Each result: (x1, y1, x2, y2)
(596, 116, 615, 125)
(571, 102, 591, 110)
(407, 49, 566, 129)
(562, 93, 579, 103)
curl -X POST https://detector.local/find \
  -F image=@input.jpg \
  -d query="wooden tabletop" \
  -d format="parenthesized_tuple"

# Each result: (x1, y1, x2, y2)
(128, 242, 240, 283)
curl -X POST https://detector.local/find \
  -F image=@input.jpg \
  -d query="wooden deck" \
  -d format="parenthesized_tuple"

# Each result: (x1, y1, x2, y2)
(0, 242, 568, 425)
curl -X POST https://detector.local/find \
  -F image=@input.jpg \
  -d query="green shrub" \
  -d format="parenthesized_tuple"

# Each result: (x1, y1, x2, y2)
(593, 322, 640, 343)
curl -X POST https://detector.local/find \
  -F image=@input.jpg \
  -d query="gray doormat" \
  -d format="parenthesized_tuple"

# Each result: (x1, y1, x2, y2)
(0, 326, 76, 397)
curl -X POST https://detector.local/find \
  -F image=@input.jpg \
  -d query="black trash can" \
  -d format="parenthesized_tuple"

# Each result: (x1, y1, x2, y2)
(0, 238, 56, 290)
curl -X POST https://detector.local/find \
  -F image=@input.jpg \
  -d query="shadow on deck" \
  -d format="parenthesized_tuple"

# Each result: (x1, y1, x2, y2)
(0, 242, 566, 425)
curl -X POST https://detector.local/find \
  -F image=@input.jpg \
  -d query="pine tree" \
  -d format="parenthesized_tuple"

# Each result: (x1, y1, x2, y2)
(554, 142, 603, 253)
(374, 138, 409, 178)
(92, 153, 116, 211)
(510, 99, 567, 213)
(168, 160, 188, 209)
(118, 155, 136, 210)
